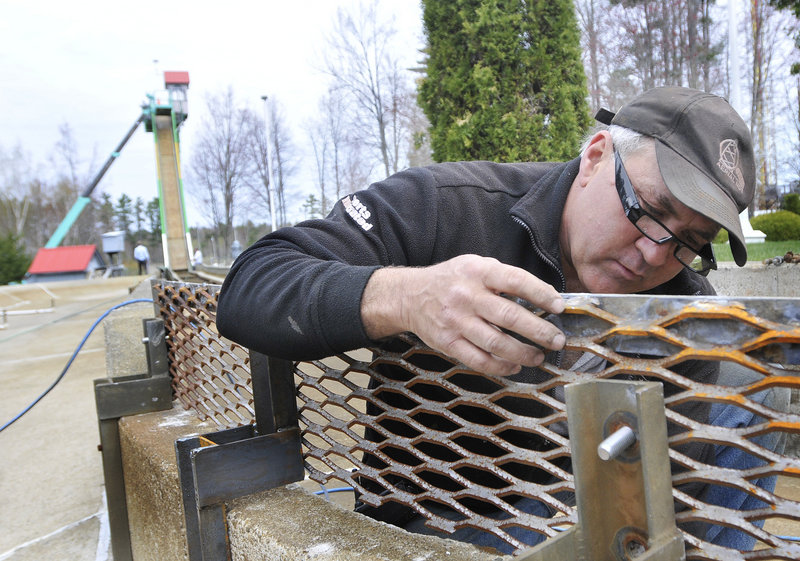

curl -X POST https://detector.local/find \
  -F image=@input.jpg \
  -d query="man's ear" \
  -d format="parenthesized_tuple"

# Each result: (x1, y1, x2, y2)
(577, 131, 612, 187)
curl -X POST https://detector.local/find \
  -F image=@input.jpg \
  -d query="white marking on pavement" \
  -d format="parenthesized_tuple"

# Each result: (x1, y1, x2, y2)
(0, 510, 103, 560)
(5, 347, 103, 366)
(95, 489, 110, 561)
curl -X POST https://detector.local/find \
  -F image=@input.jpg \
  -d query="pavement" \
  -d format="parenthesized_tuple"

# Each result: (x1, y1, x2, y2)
(0, 276, 151, 561)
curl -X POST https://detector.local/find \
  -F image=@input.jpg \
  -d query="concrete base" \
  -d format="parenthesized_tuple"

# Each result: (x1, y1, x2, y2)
(117, 405, 506, 561)
(229, 486, 504, 561)
(706, 262, 800, 297)
(119, 407, 218, 561)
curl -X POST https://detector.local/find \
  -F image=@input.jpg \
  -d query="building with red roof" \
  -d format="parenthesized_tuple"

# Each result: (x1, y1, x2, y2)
(26, 245, 107, 283)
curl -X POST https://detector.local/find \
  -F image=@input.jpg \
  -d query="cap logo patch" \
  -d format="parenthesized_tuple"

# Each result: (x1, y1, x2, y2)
(717, 139, 745, 192)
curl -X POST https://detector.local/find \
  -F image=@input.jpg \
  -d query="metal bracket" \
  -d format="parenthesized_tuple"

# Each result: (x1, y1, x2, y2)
(517, 379, 685, 561)
(94, 318, 172, 561)
(174, 352, 304, 561)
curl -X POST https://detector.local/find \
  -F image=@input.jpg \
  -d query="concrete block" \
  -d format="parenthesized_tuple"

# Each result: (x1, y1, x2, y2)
(103, 280, 156, 378)
(707, 262, 800, 297)
(228, 485, 507, 561)
(116, 403, 508, 561)
(103, 306, 152, 378)
(118, 405, 218, 561)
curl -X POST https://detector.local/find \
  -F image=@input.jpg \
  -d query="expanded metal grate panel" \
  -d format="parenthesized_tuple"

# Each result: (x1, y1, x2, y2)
(153, 281, 255, 427)
(153, 280, 800, 559)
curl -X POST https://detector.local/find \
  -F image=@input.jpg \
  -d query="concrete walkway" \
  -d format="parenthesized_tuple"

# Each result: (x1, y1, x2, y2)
(0, 277, 152, 561)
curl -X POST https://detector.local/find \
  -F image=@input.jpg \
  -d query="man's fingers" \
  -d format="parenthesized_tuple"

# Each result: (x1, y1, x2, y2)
(455, 316, 548, 372)
(393, 255, 567, 376)
(481, 260, 565, 315)
(444, 337, 530, 377)
(474, 292, 565, 351)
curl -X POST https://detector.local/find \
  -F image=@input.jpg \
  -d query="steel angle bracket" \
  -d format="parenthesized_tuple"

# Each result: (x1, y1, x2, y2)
(175, 352, 304, 561)
(516, 379, 685, 561)
(94, 318, 173, 561)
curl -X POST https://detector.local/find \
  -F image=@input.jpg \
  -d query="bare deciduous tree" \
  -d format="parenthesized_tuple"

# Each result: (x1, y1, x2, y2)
(267, 99, 298, 227)
(187, 87, 253, 254)
(0, 144, 34, 238)
(576, 0, 605, 110)
(307, 117, 331, 216)
(740, 0, 800, 208)
(49, 124, 98, 247)
(248, 97, 297, 230)
(579, 0, 726, 107)
(323, 0, 414, 178)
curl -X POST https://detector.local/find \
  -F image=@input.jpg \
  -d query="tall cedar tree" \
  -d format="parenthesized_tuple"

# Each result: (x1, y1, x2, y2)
(418, 0, 591, 163)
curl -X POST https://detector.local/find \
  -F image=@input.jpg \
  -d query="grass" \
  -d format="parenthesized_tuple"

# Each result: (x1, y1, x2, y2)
(712, 240, 800, 263)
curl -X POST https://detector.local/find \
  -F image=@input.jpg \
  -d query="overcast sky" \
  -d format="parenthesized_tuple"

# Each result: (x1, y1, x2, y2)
(0, 0, 424, 227)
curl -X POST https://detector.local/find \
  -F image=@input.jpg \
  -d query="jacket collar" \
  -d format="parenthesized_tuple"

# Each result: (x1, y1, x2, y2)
(510, 157, 581, 286)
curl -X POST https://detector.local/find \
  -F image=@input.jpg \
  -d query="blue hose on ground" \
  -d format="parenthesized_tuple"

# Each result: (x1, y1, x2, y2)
(0, 298, 154, 434)
(314, 486, 354, 501)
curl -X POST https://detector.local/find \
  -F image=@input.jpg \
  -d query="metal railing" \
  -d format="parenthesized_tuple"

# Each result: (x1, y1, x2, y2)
(152, 280, 800, 559)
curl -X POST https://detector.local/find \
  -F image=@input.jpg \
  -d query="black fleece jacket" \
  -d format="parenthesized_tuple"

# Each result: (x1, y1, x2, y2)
(218, 158, 714, 359)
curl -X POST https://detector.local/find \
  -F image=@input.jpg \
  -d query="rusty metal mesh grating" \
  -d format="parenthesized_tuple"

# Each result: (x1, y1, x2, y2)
(153, 280, 255, 427)
(153, 280, 800, 559)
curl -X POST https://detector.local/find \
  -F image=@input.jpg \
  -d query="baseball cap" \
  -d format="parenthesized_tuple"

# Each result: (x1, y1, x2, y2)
(596, 86, 755, 266)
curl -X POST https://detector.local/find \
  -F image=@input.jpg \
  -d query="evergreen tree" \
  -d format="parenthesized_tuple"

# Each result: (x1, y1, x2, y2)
(133, 196, 145, 234)
(115, 193, 133, 239)
(98, 192, 116, 233)
(418, 0, 591, 162)
(0, 234, 31, 284)
(146, 198, 162, 245)
(301, 194, 324, 220)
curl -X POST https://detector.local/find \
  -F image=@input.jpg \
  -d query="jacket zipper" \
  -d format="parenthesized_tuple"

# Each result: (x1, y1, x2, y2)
(512, 216, 566, 292)
(512, 216, 566, 368)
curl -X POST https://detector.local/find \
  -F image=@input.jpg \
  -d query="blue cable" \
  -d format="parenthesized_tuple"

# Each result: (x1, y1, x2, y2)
(0, 298, 154, 434)
(314, 486, 354, 500)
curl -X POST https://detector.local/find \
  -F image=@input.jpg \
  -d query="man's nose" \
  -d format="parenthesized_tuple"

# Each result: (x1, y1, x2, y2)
(635, 235, 674, 267)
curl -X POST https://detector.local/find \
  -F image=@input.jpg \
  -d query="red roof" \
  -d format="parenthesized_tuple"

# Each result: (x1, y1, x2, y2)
(28, 245, 101, 274)
(164, 71, 190, 86)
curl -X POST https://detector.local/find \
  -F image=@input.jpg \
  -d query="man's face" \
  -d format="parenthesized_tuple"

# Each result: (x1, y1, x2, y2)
(561, 138, 719, 294)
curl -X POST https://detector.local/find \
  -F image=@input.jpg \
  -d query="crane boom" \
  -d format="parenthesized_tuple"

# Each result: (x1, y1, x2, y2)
(45, 114, 145, 248)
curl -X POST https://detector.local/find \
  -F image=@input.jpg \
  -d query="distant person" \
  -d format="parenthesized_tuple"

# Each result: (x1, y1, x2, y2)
(231, 240, 242, 261)
(192, 248, 203, 267)
(133, 242, 150, 275)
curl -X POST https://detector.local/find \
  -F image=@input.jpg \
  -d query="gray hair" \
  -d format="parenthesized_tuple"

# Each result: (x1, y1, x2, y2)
(580, 124, 653, 159)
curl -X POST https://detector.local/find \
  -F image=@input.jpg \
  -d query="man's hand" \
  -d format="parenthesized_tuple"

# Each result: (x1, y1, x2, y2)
(361, 255, 565, 376)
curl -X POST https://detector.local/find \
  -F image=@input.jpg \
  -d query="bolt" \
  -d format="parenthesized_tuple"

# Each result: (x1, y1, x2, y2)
(598, 425, 637, 461)
(613, 528, 649, 561)
(626, 538, 646, 557)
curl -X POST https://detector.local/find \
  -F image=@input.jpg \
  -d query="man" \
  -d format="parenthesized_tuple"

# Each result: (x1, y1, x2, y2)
(133, 241, 150, 275)
(192, 247, 203, 267)
(217, 87, 757, 550)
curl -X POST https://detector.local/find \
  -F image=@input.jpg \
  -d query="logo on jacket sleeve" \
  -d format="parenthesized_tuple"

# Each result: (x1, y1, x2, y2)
(342, 195, 374, 231)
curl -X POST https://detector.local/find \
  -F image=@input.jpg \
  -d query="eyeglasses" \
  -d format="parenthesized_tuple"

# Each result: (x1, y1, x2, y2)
(614, 150, 717, 276)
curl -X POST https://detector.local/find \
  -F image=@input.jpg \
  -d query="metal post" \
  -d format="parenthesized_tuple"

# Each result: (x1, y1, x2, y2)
(260, 95, 277, 232)
(517, 379, 685, 561)
(174, 352, 304, 560)
(94, 318, 173, 561)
